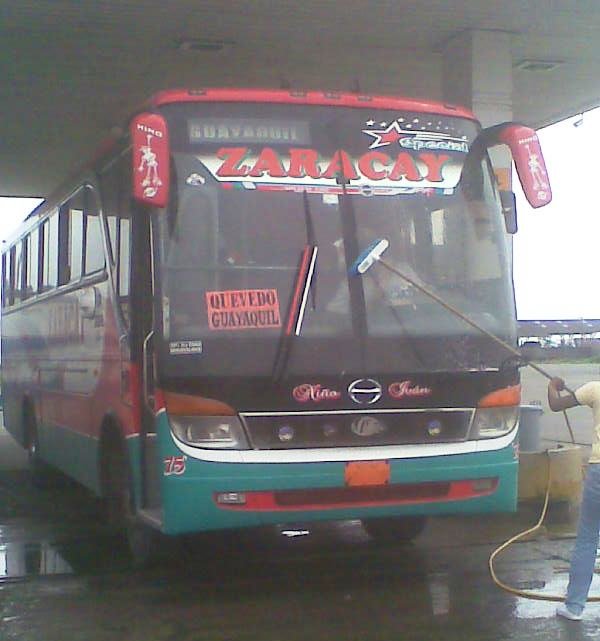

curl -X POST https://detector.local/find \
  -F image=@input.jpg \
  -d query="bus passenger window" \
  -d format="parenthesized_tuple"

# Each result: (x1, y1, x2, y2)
(99, 151, 132, 329)
(41, 213, 59, 291)
(26, 228, 40, 298)
(8, 246, 16, 305)
(13, 242, 23, 303)
(1, 253, 7, 307)
(118, 218, 131, 328)
(62, 192, 84, 283)
(84, 189, 105, 274)
(106, 216, 117, 265)
(21, 237, 29, 300)
(70, 209, 84, 281)
(99, 154, 124, 265)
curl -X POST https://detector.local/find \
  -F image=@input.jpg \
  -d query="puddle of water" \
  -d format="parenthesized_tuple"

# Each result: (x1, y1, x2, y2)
(513, 567, 600, 620)
(0, 541, 73, 580)
(0, 531, 133, 581)
(427, 572, 450, 617)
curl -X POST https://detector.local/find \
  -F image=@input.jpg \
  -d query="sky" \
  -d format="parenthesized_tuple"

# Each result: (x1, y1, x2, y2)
(0, 110, 598, 321)
(512, 108, 600, 320)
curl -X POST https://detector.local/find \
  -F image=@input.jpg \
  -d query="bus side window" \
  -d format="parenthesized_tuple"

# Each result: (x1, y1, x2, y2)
(41, 212, 59, 291)
(59, 191, 84, 285)
(13, 242, 23, 304)
(25, 227, 40, 299)
(21, 237, 29, 300)
(1, 253, 7, 307)
(8, 246, 16, 305)
(117, 217, 131, 328)
(106, 216, 117, 265)
(98, 161, 118, 264)
(99, 151, 131, 329)
(84, 187, 105, 274)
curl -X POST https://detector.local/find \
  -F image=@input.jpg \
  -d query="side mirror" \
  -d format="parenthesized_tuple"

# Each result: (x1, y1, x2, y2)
(479, 123, 552, 209)
(130, 112, 170, 208)
(500, 190, 518, 234)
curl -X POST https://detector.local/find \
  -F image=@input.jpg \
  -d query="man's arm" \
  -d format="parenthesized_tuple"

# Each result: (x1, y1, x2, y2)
(547, 377, 578, 412)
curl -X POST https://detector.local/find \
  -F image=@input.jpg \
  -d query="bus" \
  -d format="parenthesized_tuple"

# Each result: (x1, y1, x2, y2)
(1, 88, 551, 561)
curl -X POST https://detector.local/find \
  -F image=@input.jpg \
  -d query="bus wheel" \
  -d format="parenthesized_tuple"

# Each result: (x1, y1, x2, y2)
(24, 405, 51, 488)
(361, 516, 428, 543)
(103, 438, 157, 567)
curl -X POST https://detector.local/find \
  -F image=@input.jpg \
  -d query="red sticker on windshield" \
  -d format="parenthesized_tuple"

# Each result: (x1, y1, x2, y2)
(206, 289, 282, 331)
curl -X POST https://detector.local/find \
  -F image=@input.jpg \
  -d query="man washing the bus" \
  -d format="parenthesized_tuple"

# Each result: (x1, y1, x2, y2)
(547, 376, 600, 621)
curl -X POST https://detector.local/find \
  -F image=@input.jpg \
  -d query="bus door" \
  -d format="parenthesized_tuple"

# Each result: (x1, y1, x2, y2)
(102, 151, 160, 513)
(128, 112, 170, 517)
(129, 205, 162, 512)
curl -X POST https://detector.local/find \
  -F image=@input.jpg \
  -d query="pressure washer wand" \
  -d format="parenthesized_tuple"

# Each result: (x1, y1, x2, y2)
(375, 257, 576, 443)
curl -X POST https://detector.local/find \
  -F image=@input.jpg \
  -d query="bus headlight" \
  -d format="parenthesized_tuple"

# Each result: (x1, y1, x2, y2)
(471, 406, 518, 439)
(169, 416, 250, 449)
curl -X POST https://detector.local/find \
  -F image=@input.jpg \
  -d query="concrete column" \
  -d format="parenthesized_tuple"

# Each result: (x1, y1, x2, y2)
(442, 30, 514, 264)
(442, 29, 513, 127)
(442, 30, 513, 186)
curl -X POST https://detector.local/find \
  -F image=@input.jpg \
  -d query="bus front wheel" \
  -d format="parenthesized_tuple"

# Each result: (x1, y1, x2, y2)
(103, 436, 157, 566)
(361, 516, 428, 543)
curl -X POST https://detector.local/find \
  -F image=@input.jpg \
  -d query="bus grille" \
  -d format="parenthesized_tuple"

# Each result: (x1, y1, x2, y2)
(240, 409, 473, 450)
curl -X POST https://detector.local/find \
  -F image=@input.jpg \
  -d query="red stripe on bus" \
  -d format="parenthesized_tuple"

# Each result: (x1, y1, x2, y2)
(215, 478, 498, 512)
(147, 88, 476, 120)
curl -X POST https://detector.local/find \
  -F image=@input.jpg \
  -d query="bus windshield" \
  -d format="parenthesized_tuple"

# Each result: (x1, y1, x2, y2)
(156, 103, 515, 377)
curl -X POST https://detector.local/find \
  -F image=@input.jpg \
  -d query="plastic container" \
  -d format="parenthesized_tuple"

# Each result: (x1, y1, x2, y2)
(519, 403, 543, 452)
(518, 445, 583, 504)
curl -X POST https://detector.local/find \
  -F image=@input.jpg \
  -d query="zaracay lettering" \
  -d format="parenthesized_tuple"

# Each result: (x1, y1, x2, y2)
(206, 288, 281, 331)
(388, 380, 432, 399)
(293, 384, 342, 403)
(215, 147, 451, 183)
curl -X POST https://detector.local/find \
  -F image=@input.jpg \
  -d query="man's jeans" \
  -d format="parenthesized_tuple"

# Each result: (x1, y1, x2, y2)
(566, 462, 600, 614)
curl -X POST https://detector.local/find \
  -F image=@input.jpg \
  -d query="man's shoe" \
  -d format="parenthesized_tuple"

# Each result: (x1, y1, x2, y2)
(556, 604, 583, 621)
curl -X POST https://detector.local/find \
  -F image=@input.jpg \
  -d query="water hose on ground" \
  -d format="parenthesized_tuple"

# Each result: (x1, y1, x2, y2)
(488, 449, 600, 602)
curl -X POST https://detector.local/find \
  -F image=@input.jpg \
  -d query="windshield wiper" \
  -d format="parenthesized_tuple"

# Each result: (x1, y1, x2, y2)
(286, 244, 319, 337)
(271, 191, 319, 380)
(271, 243, 318, 380)
(302, 190, 318, 310)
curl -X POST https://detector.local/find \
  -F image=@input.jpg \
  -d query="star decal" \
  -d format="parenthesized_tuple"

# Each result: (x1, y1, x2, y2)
(362, 121, 405, 149)
(362, 116, 471, 151)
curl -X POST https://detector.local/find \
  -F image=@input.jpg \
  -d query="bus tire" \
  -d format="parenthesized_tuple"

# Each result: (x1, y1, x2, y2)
(361, 516, 428, 543)
(102, 433, 157, 567)
(24, 403, 52, 489)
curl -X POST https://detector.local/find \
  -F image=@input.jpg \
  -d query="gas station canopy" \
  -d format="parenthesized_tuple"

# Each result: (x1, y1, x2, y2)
(2, 0, 600, 197)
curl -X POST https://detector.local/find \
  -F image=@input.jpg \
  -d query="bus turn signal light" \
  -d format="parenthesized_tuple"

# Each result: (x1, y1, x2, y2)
(477, 385, 521, 408)
(159, 390, 236, 416)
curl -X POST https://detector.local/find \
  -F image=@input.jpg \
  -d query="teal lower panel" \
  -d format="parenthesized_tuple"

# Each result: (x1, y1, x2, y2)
(38, 426, 146, 504)
(157, 416, 518, 535)
(39, 422, 100, 494)
(126, 436, 143, 507)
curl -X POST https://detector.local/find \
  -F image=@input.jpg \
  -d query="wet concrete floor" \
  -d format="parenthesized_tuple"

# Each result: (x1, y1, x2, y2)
(2, 422, 600, 640)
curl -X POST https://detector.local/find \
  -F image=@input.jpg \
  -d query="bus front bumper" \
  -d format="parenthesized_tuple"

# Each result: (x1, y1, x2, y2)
(156, 424, 518, 535)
